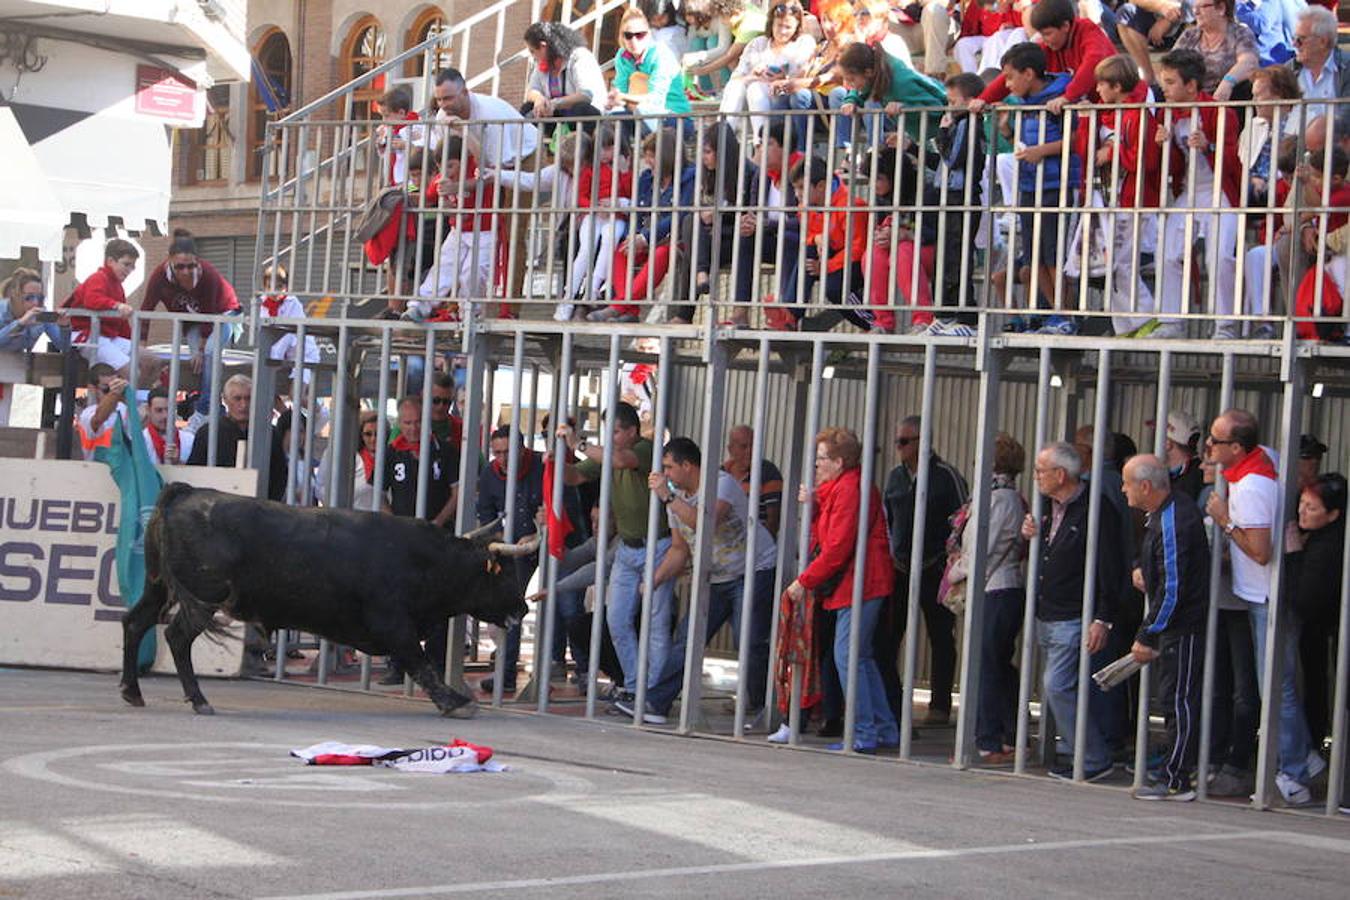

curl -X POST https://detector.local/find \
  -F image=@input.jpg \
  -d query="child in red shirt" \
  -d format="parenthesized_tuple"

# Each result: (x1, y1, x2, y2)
(64, 237, 138, 373)
(407, 136, 499, 323)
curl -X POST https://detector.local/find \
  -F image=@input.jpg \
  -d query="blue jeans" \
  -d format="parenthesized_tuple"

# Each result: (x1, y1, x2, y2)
(1247, 600, 1312, 782)
(608, 539, 675, 693)
(552, 588, 588, 672)
(646, 568, 776, 716)
(1036, 618, 1112, 772)
(835, 598, 899, 747)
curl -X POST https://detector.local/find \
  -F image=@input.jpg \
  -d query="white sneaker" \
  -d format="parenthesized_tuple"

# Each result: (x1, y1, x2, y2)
(553, 303, 574, 322)
(927, 319, 976, 337)
(766, 723, 791, 744)
(1212, 324, 1240, 341)
(907, 321, 932, 335)
(1275, 771, 1312, 805)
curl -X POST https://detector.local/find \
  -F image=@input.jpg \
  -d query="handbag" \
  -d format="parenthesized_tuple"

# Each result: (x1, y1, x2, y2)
(807, 543, 849, 597)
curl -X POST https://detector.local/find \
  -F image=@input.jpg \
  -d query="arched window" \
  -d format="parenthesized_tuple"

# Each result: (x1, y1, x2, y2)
(404, 7, 451, 78)
(248, 28, 292, 181)
(342, 16, 387, 121)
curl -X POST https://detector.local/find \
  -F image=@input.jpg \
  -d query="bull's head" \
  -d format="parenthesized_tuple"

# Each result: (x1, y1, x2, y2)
(461, 523, 536, 629)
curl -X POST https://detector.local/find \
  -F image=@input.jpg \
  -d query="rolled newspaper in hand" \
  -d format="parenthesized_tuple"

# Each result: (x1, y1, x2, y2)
(1092, 653, 1144, 692)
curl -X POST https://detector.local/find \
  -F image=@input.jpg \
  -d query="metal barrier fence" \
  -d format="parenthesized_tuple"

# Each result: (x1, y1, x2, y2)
(54, 301, 1350, 818)
(48, 94, 1350, 817)
(257, 99, 1349, 339)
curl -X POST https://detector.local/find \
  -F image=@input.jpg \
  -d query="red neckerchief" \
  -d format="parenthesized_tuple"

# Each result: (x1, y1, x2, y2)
(621, 46, 647, 64)
(1225, 447, 1278, 484)
(359, 447, 375, 482)
(491, 446, 535, 479)
(390, 434, 419, 454)
(145, 423, 167, 463)
(260, 294, 286, 316)
(766, 151, 804, 187)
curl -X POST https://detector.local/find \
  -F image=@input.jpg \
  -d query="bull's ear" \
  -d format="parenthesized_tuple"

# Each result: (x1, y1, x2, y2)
(461, 516, 503, 547)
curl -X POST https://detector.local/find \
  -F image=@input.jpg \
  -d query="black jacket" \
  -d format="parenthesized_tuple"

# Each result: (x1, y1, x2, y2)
(476, 450, 545, 535)
(1135, 493, 1211, 648)
(1170, 456, 1203, 503)
(187, 413, 288, 500)
(1288, 518, 1346, 628)
(1035, 482, 1126, 625)
(884, 454, 969, 572)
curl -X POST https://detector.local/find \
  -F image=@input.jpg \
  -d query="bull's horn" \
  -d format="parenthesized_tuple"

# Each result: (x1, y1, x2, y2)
(462, 516, 503, 541)
(487, 533, 542, 557)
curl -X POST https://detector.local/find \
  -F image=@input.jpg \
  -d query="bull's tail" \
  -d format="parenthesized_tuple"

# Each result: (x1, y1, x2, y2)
(151, 484, 234, 644)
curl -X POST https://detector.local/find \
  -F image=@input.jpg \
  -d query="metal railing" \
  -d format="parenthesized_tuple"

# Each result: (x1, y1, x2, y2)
(257, 98, 1350, 344)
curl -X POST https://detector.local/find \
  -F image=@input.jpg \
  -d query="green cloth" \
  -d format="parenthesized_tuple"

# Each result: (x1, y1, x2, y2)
(731, 7, 767, 43)
(96, 402, 162, 673)
(576, 438, 669, 541)
(613, 43, 691, 116)
(842, 50, 946, 141)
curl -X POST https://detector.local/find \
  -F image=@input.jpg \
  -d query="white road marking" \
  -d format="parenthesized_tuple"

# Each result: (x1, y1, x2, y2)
(537, 791, 923, 862)
(0, 823, 117, 880)
(3, 741, 594, 810)
(255, 829, 1350, 900)
(69, 814, 286, 869)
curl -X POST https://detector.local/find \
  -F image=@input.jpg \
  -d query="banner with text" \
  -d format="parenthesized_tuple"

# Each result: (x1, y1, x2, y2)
(0, 460, 257, 675)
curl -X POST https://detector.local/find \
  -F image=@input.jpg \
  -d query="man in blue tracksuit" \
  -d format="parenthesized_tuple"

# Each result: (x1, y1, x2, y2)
(1123, 454, 1210, 801)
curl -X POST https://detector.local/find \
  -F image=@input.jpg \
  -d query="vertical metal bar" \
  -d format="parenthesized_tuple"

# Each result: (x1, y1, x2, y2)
(953, 339, 1004, 767)
(677, 341, 728, 733)
(788, 340, 826, 746)
(1131, 350, 1172, 790)
(734, 338, 771, 738)
(1327, 491, 1350, 815)
(1072, 350, 1111, 782)
(585, 334, 622, 719)
(166, 320, 182, 461)
(1252, 348, 1305, 808)
(1015, 348, 1053, 774)
(900, 344, 937, 759)
(1196, 352, 1235, 798)
(633, 336, 672, 726)
(840, 342, 881, 754)
(766, 357, 809, 727)
(537, 332, 569, 712)
(451, 329, 488, 692)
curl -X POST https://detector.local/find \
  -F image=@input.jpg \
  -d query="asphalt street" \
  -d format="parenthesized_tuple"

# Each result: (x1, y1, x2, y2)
(2, 668, 1348, 899)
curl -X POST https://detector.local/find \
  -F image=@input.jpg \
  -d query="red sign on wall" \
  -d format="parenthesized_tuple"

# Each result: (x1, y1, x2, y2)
(135, 65, 201, 122)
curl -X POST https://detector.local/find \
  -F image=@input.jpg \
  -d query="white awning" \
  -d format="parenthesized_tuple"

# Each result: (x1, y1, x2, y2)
(0, 107, 67, 260)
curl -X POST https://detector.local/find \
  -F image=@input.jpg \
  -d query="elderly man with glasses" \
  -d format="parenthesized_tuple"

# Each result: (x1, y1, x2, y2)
(1286, 4, 1349, 122)
(1021, 440, 1126, 782)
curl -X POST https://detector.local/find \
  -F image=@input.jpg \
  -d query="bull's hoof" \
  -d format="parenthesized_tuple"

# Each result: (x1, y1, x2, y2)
(192, 701, 215, 716)
(119, 686, 145, 707)
(441, 701, 479, 719)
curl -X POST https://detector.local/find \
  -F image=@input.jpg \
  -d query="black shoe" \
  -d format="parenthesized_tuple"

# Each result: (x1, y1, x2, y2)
(816, 717, 844, 738)
(479, 676, 516, 695)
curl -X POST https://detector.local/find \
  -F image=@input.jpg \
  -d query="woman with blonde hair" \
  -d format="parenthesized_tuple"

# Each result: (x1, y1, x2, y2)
(0, 267, 66, 353)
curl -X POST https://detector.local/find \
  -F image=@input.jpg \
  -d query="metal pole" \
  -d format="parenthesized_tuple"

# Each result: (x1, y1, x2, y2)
(734, 338, 772, 738)
(1072, 349, 1111, 782)
(536, 332, 570, 711)
(1015, 348, 1053, 775)
(789, 341, 826, 746)
(900, 344, 938, 759)
(585, 334, 622, 718)
(633, 337, 672, 727)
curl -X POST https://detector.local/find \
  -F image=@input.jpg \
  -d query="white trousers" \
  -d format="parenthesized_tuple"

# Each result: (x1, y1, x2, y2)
(1104, 211, 1158, 335)
(568, 213, 627, 300)
(719, 79, 779, 137)
(77, 335, 132, 372)
(414, 229, 495, 314)
(1159, 202, 1238, 329)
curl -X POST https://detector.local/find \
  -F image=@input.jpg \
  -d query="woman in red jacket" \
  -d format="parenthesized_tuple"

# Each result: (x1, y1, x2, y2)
(784, 426, 896, 752)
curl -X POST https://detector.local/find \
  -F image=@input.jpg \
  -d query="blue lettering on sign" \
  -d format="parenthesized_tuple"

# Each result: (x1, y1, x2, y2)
(39, 500, 70, 532)
(45, 545, 97, 605)
(0, 541, 123, 615)
(0, 499, 117, 535)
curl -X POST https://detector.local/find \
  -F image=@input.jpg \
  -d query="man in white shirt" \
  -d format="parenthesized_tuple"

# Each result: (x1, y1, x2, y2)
(428, 68, 539, 313)
(1288, 6, 1348, 123)
(615, 436, 778, 724)
(1203, 407, 1320, 804)
(76, 364, 129, 460)
(142, 386, 193, 465)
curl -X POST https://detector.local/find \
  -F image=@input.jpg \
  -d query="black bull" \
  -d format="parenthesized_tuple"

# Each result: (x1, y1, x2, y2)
(119, 483, 532, 717)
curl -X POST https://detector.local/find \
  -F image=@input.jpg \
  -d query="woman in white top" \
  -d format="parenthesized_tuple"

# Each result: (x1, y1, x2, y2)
(720, 2, 816, 139)
(521, 22, 607, 132)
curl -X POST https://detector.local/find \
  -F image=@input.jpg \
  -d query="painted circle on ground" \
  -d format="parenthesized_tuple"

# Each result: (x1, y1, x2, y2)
(1, 742, 593, 810)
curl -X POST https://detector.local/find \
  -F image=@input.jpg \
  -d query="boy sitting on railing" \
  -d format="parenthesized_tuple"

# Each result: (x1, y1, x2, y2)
(1154, 48, 1243, 340)
(767, 154, 877, 332)
(990, 41, 1081, 335)
(406, 136, 499, 324)
(568, 123, 636, 319)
